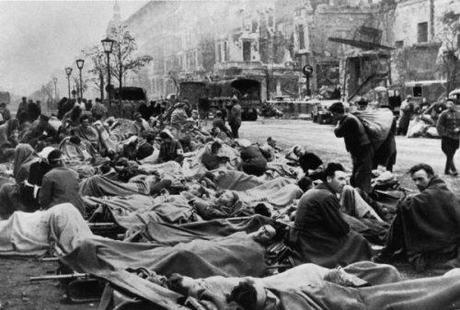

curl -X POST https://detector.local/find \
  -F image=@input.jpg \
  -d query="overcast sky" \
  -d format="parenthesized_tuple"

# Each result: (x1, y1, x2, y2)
(0, 0, 147, 97)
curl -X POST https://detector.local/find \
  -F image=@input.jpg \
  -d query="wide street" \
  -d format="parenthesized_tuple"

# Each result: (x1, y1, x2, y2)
(240, 118, 460, 191)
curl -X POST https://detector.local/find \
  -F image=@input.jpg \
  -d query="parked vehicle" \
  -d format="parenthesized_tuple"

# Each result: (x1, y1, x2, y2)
(0, 91, 10, 105)
(104, 87, 147, 118)
(310, 99, 337, 124)
(178, 78, 261, 121)
(403, 80, 447, 105)
(449, 88, 460, 104)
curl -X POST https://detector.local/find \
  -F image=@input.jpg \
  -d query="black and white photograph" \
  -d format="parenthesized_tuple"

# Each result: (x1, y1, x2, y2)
(0, 0, 460, 309)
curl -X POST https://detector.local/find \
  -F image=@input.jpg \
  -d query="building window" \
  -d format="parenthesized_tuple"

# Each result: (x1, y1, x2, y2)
(217, 43, 221, 63)
(417, 22, 428, 43)
(252, 21, 258, 33)
(395, 40, 404, 48)
(413, 85, 422, 97)
(297, 24, 305, 50)
(243, 41, 251, 62)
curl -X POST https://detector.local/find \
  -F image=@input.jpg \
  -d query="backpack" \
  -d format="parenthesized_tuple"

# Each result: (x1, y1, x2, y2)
(353, 108, 394, 150)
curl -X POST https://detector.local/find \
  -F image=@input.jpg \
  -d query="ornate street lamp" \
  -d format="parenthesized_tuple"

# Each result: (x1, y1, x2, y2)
(65, 67, 73, 99)
(76, 59, 85, 99)
(52, 76, 58, 103)
(101, 37, 115, 105)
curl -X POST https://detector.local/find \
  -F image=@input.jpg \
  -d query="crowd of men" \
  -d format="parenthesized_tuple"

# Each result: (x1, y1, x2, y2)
(0, 94, 460, 308)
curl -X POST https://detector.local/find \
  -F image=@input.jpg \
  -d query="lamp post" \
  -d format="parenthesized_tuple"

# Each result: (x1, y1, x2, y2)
(101, 37, 115, 106)
(52, 77, 58, 101)
(76, 59, 85, 99)
(65, 67, 72, 99)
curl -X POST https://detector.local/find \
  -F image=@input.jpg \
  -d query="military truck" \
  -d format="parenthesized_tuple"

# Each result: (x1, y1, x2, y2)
(104, 87, 147, 118)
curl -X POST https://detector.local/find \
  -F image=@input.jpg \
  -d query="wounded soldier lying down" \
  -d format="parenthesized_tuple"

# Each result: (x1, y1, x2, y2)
(190, 190, 248, 220)
(0, 203, 93, 256)
(166, 261, 401, 310)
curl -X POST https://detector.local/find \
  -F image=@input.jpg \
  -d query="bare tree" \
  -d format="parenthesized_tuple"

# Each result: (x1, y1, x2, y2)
(72, 76, 89, 97)
(108, 24, 153, 90)
(438, 11, 460, 93)
(83, 46, 106, 100)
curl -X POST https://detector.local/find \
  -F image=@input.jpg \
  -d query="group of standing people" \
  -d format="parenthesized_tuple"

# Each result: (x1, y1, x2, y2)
(211, 98, 242, 139)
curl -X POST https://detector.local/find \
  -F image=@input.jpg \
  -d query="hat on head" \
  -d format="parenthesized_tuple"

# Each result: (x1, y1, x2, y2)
(159, 129, 174, 140)
(47, 149, 63, 163)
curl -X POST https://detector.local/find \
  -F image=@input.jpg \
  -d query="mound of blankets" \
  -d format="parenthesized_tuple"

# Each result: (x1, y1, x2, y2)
(1, 116, 456, 310)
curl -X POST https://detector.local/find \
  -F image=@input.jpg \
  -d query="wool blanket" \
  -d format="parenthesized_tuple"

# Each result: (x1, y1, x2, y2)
(0, 203, 92, 256)
(62, 231, 266, 279)
(128, 215, 273, 245)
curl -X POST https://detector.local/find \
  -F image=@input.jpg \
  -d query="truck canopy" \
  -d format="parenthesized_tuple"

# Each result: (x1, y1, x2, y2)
(113, 87, 146, 101)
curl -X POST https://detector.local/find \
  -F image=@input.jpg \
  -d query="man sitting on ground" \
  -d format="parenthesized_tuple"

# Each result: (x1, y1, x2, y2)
(200, 140, 230, 170)
(288, 162, 372, 268)
(39, 150, 86, 217)
(375, 163, 460, 271)
(286, 145, 323, 180)
(157, 129, 184, 164)
(238, 139, 267, 176)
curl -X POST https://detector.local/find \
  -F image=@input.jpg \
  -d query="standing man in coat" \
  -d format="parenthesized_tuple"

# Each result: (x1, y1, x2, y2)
(329, 102, 373, 193)
(436, 99, 460, 176)
(228, 98, 242, 139)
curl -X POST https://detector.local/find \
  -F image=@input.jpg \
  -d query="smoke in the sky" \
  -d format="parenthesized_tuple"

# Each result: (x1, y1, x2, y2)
(0, 0, 147, 97)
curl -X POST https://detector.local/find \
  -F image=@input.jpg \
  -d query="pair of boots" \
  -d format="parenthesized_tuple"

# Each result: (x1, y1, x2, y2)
(445, 155, 458, 176)
(445, 164, 458, 176)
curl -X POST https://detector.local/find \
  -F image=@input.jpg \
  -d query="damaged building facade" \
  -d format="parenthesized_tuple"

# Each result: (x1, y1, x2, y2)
(390, 0, 460, 101)
(120, 0, 460, 102)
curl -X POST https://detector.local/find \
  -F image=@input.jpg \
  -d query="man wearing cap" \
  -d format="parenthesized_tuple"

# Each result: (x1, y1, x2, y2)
(436, 99, 460, 176)
(39, 150, 86, 217)
(228, 98, 242, 138)
(397, 95, 414, 135)
(329, 102, 373, 193)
